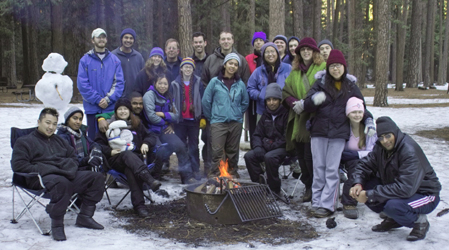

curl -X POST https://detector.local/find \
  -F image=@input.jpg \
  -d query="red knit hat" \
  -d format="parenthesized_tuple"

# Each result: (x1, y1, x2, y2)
(326, 49, 347, 69)
(295, 37, 319, 54)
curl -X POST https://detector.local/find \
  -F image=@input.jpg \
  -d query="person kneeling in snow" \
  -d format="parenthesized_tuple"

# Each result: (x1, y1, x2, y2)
(244, 83, 288, 195)
(11, 108, 105, 241)
(350, 116, 441, 241)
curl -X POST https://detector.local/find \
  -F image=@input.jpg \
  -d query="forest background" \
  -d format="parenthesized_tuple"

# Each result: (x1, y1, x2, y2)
(0, 0, 447, 106)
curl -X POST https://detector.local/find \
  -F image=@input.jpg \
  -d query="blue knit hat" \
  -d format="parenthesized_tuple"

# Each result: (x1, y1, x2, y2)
(261, 42, 279, 57)
(272, 35, 288, 44)
(223, 53, 241, 66)
(318, 39, 334, 49)
(120, 28, 137, 42)
(252, 32, 267, 46)
(149, 47, 164, 58)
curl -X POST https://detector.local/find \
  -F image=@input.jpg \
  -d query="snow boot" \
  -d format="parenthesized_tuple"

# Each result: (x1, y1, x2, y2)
(302, 188, 312, 202)
(75, 204, 104, 230)
(51, 218, 66, 241)
(407, 216, 430, 241)
(372, 217, 402, 232)
(343, 205, 359, 219)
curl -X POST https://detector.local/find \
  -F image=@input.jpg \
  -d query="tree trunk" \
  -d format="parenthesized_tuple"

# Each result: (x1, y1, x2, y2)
(95, 0, 105, 28)
(313, 0, 321, 41)
(28, 0, 40, 85)
(269, 0, 285, 40)
(347, 0, 355, 73)
(438, 0, 449, 85)
(145, 0, 154, 54)
(207, 1, 214, 55)
(292, 0, 303, 37)
(423, 0, 436, 88)
(332, 0, 341, 43)
(391, 6, 397, 85)
(51, 1, 64, 54)
(437, 0, 443, 84)
(406, 0, 423, 88)
(8, 14, 17, 87)
(158, 0, 164, 47)
(249, 0, 255, 54)
(303, 0, 313, 37)
(326, 0, 332, 37)
(221, 0, 231, 32)
(395, 0, 409, 91)
(373, 0, 389, 107)
(178, 0, 193, 58)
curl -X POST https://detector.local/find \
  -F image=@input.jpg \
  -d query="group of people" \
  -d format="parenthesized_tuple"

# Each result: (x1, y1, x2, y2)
(11, 27, 441, 242)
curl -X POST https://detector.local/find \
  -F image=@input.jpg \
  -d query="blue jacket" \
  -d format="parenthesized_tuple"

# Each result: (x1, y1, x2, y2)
(111, 48, 145, 99)
(247, 62, 292, 114)
(142, 85, 178, 134)
(77, 49, 124, 114)
(202, 76, 249, 124)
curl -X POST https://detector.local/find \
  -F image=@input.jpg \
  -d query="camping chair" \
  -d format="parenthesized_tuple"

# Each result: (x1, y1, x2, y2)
(100, 143, 168, 209)
(10, 127, 80, 235)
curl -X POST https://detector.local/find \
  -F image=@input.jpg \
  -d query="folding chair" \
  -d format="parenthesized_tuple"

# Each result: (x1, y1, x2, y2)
(10, 127, 80, 235)
(101, 143, 168, 209)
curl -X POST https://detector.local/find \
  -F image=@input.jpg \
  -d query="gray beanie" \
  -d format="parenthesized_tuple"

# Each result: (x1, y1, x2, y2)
(64, 106, 83, 124)
(318, 39, 334, 49)
(223, 52, 241, 66)
(265, 83, 282, 100)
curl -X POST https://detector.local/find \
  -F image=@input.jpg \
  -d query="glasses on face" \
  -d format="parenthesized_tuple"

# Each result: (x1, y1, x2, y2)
(330, 63, 343, 70)
(300, 47, 312, 52)
(378, 133, 393, 142)
(265, 50, 277, 55)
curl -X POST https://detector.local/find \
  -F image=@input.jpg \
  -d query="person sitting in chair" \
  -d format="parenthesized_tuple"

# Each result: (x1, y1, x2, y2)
(244, 83, 289, 195)
(11, 107, 105, 241)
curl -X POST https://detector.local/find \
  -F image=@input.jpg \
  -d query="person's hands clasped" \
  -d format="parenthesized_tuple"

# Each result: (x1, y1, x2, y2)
(349, 184, 368, 203)
(99, 98, 108, 109)
(164, 125, 174, 134)
(140, 143, 149, 155)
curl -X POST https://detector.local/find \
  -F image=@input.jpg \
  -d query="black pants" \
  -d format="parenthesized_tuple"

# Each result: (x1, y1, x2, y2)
(244, 147, 288, 193)
(247, 101, 258, 147)
(174, 120, 200, 173)
(341, 159, 359, 206)
(108, 151, 148, 209)
(296, 142, 313, 189)
(30, 171, 105, 220)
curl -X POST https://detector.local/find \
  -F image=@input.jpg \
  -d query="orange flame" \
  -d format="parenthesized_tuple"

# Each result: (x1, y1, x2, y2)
(218, 159, 231, 178)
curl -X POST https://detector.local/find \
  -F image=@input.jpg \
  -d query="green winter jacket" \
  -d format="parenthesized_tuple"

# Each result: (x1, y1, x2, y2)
(202, 76, 249, 124)
(282, 62, 326, 152)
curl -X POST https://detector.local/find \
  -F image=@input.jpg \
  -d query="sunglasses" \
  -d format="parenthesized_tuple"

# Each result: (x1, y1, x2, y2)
(378, 133, 393, 141)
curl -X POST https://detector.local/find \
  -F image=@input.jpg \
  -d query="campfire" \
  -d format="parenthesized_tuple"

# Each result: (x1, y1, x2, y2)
(194, 159, 241, 194)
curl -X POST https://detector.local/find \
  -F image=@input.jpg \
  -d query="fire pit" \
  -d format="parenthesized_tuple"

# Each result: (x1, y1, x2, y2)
(184, 160, 283, 224)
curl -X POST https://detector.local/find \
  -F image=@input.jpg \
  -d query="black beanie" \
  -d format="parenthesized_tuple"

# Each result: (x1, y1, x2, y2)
(114, 98, 133, 114)
(376, 116, 399, 136)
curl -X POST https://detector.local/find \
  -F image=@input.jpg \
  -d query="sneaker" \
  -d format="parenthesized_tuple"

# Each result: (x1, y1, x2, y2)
(342, 205, 359, 219)
(302, 188, 312, 202)
(313, 207, 333, 218)
(372, 217, 402, 232)
(406, 220, 430, 241)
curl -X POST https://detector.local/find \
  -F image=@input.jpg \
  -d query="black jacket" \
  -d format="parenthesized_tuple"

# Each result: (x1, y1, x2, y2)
(252, 106, 288, 152)
(11, 130, 78, 180)
(303, 74, 370, 140)
(353, 127, 441, 205)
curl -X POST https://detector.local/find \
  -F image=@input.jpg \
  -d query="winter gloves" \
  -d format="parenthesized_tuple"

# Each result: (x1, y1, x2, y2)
(364, 117, 376, 137)
(292, 99, 305, 115)
(312, 91, 326, 105)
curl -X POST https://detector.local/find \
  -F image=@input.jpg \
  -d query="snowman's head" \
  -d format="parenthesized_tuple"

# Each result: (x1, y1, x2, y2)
(42, 53, 68, 74)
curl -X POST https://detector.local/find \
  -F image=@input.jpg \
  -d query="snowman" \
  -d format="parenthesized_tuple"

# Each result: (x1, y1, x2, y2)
(35, 53, 73, 123)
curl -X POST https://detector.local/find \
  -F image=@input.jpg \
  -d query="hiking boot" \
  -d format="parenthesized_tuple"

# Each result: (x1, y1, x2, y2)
(372, 217, 402, 232)
(313, 208, 333, 218)
(379, 211, 387, 219)
(75, 204, 104, 230)
(343, 205, 359, 219)
(135, 207, 150, 218)
(406, 220, 430, 241)
(138, 169, 161, 191)
(302, 188, 312, 202)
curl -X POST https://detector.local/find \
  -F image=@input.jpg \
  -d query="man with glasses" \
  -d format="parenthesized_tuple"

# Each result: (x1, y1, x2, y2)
(349, 116, 441, 241)
(164, 38, 183, 80)
(77, 28, 124, 140)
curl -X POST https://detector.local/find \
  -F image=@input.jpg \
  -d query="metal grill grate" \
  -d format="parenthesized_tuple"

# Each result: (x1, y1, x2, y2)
(227, 184, 282, 222)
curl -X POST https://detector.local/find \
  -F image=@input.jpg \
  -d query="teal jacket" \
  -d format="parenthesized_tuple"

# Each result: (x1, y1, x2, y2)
(202, 76, 249, 124)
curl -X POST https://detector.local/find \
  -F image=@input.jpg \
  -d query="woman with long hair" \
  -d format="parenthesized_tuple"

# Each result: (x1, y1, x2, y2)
(302, 50, 374, 218)
(134, 47, 171, 96)
(142, 75, 196, 184)
(281, 37, 326, 203)
(202, 53, 249, 178)
(95, 98, 161, 217)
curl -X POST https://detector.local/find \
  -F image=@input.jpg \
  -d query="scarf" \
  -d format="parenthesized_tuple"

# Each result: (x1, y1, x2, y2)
(67, 126, 88, 157)
(264, 60, 280, 84)
(299, 62, 312, 73)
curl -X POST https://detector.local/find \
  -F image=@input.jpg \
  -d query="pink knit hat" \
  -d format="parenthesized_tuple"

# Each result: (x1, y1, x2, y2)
(346, 97, 364, 116)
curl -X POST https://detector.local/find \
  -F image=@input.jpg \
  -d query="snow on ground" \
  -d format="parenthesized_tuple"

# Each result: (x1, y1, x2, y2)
(0, 102, 448, 250)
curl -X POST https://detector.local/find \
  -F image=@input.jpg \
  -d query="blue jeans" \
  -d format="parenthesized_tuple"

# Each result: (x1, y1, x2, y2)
(364, 177, 440, 227)
(158, 133, 193, 183)
(174, 120, 200, 173)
